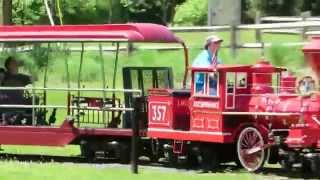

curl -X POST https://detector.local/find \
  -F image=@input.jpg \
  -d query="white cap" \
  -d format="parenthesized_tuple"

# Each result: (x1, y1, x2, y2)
(204, 35, 223, 49)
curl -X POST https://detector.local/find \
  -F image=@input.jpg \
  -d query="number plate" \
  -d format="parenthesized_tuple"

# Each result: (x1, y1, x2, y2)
(149, 102, 169, 125)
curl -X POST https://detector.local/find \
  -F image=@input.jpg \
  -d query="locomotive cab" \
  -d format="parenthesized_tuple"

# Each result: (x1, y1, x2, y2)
(189, 67, 222, 132)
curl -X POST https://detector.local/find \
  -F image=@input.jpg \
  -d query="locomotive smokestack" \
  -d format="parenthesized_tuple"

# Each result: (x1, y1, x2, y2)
(303, 37, 320, 80)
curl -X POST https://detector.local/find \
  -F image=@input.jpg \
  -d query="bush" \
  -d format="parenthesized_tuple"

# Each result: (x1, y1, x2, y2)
(173, 0, 207, 26)
(267, 44, 305, 73)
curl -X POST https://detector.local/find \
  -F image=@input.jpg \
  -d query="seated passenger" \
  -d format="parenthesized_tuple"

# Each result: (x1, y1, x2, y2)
(2, 56, 32, 104)
(3, 56, 31, 86)
(0, 57, 33, 125)
(0, 68, 5, 83)
(0, 68, 6, 100)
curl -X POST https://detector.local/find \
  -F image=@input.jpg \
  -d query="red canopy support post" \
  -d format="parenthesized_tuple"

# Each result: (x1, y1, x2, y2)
(181, 42, 189, 89)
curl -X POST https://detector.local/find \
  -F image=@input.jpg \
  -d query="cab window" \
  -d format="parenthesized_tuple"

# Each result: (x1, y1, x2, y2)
(194, 72, 219, 97)
(236, 72, 247, 88)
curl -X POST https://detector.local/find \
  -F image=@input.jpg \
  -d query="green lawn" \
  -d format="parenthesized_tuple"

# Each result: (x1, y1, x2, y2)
(0, 161, 285, 180)
(1, 145, 80, 157)
(0, 160, 312, 180)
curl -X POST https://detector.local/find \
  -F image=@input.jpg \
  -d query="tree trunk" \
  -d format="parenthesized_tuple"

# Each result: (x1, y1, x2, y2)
(2, 0, 12, 25)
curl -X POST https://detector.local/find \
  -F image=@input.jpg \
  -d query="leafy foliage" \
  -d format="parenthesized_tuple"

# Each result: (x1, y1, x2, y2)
(268, 44, 305, 72)
(121, 0, 185, 25)
(260, 0, 302, 16)
(11, 0, 184, 25)
(62, 0, 117, 24)
(12, 0, 46, 25)
(301, 0, 320, 16)
(242, 0, 303, 23)
(173, 0, 208, 26)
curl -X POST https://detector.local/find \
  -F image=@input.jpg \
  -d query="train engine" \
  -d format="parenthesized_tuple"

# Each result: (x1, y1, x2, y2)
(147, 36, 320, 173)
(282, 36, 320, 174)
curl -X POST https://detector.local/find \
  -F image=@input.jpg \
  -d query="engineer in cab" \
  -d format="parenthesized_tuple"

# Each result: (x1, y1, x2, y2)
(192, 35, 223, 96)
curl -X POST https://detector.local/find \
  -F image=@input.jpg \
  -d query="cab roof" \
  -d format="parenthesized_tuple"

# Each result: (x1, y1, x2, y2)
(0, 23, 182, 43)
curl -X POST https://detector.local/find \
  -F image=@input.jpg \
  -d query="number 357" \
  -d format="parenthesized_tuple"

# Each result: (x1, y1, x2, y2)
(151, 105, 167, 122)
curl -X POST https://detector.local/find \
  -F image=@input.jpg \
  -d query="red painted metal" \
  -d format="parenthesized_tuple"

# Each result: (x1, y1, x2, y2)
(0, 23, 181, 43)
(148, 61, 292, 143)
(280, 72, 296, 94)
(0, 119, 134, 146)
(0, 120, 76, 146)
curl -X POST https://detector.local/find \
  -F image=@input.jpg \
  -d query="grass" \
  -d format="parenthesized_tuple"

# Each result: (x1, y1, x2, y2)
(1, 145, 80, 156)
(0, 161, 279, 180)
(175, 30, 301, 48)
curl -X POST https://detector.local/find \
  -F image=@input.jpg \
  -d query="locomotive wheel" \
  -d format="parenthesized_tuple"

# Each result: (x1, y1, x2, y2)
(163, 145, 177, 166)
(118, 142, 130, 164)
(279, 158, 293, 172)
(237, 127, 266, 172)
(279, 151, 298, 172)
(80, 142, 95, 161)
(200, 146, 219, 172)
(310, 156, 320, 177)
(165, 150, 178, 166)
(186, 146, 200, 169)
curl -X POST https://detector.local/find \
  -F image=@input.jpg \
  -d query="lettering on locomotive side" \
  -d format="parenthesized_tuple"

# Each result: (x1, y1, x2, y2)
(193, 101, 219, 109)
(177, 99, 188, 106)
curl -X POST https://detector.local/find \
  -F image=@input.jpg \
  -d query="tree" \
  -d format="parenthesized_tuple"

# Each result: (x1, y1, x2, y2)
(241, 0, 302, 23)
(173, 0, 207, 26)
(121, 0, 185, 25)
(301, 0, 320, 16)
(3, 0, 13, 25)
(10, 0, 184, 25)
(260, 0, 302, 16)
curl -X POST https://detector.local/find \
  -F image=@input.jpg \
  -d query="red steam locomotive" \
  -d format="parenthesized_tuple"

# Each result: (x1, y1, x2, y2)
(148, 37, 320, 173)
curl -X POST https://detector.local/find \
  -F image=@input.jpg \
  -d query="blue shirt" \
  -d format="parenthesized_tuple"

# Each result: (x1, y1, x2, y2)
(192, 50, 221, 96)
(192, 50, 220, 67)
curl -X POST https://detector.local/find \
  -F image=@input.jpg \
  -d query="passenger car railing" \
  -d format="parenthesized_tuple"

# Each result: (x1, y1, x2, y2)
(0, 86, 141, 127)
